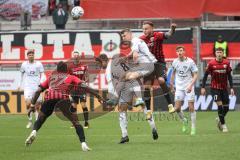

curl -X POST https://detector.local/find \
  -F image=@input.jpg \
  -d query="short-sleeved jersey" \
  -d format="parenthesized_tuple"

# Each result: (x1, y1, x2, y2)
(131, 37, 157, 64)
(67, 61, 88, 81)
(172, 57, 198, 90)
(20, 61, 44, 89)
(140, 32, 166, 63)
(40, 72, 82, 100)
(206, 59, 232, 90)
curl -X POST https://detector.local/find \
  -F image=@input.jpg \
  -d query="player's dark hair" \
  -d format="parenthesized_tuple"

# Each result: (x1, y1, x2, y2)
(57, 61, 68, 73)
(120, 28, 131, 35)
(27, 49, 35, 55)
(176, 46, 185, 51)
(215, 47, 224, 52)
(95, 54, 108, 63)
(143, 21, 154, 27)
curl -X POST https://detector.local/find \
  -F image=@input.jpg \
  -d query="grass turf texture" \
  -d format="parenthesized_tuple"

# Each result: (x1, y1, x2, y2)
(0, 112, 239, 160)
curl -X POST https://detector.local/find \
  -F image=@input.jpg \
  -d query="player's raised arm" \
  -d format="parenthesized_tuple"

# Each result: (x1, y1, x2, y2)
(164, 23, 177, 38)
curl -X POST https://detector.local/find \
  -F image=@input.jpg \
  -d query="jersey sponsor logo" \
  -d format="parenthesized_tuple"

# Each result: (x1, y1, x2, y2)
(49, 74, 67, 88)
(73, 71, 84, 75)
(213, 69, 226, 73)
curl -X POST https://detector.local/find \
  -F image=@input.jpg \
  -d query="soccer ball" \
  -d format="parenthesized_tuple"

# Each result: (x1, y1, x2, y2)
(71, 6, 84, 19)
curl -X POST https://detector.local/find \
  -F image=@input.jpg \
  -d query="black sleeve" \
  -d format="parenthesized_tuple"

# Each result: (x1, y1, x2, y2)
(201, 72, 209, 88)
(228, 72, 233, 88)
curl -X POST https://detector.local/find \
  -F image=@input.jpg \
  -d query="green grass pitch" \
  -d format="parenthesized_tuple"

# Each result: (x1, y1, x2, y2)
(0, 112, 239, 160)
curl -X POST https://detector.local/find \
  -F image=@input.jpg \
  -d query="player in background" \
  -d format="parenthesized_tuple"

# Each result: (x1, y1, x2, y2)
(96, 53, 158, 144)
(25, 61, 105, 151)
(67, 50, 90, 128)
(18, 50, 45, 129)
(170, 46, 198, 135)
(201, 47, 234, 133)
(140, 21, 176, 116)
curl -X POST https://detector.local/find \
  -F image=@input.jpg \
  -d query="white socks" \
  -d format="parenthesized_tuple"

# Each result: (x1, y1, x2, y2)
(143, 108, 156, 130)
(190, 111, 196, 129)
(119, 111, 128, 137)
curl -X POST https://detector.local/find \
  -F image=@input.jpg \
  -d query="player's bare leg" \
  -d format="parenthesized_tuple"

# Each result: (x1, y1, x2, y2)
(118, 103, 129, 144)
(34, 102, 41, 120)
(158, 77, 175, 113)
(25, 99, 33, 129)
(189, 101, 196, 135)
(124, 71, 141, 81)
(175, 101, 188, 133)
(25, 111, 47, 146)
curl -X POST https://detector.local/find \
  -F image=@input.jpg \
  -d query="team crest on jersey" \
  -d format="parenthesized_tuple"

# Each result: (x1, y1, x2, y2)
(223, 64, 227, 68)
(183, 66, 188, 70)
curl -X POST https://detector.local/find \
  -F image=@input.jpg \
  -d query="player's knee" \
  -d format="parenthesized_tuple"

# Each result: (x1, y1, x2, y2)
(158, 77, 166, 84)
(118, 104, 128, 112)
(216, 101, 223, 106)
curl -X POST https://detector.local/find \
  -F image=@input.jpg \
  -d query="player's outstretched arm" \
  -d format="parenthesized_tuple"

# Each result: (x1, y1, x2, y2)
(79, 83, 105, 103)
(165, 23, 177, 38)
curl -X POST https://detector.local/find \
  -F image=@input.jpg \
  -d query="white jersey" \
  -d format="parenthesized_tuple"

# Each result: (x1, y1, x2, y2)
(172, 57, 198, 90)
(131, 37, 157, 63)
(20, 61, 44, 90)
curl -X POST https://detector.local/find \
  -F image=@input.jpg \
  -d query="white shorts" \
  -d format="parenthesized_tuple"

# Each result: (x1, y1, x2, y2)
(119, 80, 142, 104)
(24, 88, 42, 102)
(131, 63, 154, 77)
(175, 88, 195, 102)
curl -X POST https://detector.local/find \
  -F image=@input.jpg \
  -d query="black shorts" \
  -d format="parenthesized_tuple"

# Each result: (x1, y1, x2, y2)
(144, 62, 166, 82)
(40, 99, 62, 117)
(70, 90, 87, 104)
(210, 88, 229, 105)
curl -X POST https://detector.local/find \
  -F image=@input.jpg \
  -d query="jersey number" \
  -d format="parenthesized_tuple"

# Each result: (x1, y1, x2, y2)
(120, 62, 130, 72)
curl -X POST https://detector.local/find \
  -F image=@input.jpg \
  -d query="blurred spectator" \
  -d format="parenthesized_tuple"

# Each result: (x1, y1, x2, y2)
(56, 0, 69, 11)
(49, 0, 56, 16)
(233, 63, 240, 74)
(72, 0, 80, 7)
(213, 35, 228, 58)
(20, 0, 32, 30)
(52, 3, 69, 29)
(234, 16, 240, 21)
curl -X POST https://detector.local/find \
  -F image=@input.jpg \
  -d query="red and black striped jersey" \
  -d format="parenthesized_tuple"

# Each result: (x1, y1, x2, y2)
(40, 72, 82, 100)
(67, 61, 88, 81)
(206, 59, 232, 90)
(140, 32, 166, 63)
